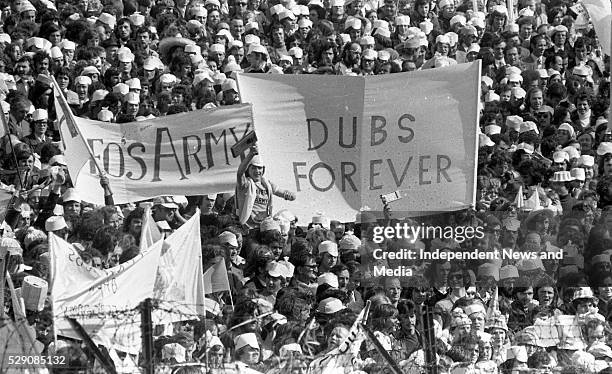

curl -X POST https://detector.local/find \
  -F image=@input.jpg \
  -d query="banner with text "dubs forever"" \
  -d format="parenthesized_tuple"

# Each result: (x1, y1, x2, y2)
(237, 62, 479, 222)
(57, 103, 253, 205)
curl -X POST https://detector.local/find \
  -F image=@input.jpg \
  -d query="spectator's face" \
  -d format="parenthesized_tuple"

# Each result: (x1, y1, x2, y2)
(129, 217, 143, 237)
(455, 324, 470, 338)
(14, 61, 29, 76)
(120, 61, 132, 74)
(529, 90, 543, 110)
(361, 55, 375, 71)
(231, 20, 245, 36)
(299, 26, 310, 39)
(21, 10, 35, 22)
(64, 201, 81, 217)
(576, 98, 590, 116)
(320, 252, 337, 269)
(328, 326, 349, 348)
(516, 287, 534, 304)
(553, 31, 566, 47)
(537, 286, 555, 306)
(11, 104, 28, 122)
(75, 83, 88, 98)
(336, 269, 349, 290)
(505, 47, 519, 66)
(576, 299, 594, 315)
(154, 206, 175, 222)
(224, 243, 239, 262)
(448, 270, 463, 288)
(269, 241, 283, 259)
(519, 24, 532, 41)
(272, 27, 285, 45)
(437, 42, 449, 56)
(232, 47, 245, 63)
(435, 262, 451, 284)
(575, 45, 588, 61)
(332, 5, 344, 16)
(118, 22, 131, 39)
(534, 37, 547, 56)
(490, 328, 506, 346)
(247, 164, 264, 181)
(138, 32, 151, 49)
(597, 276, 612, 301)
(441, 4, 454, 19)
(9, 45, 22, 61)
(499, 90, 511, 102)
(106, 213, 121, 230)
(239, 347, 260, 365)
(33, 120, 47, 135)
(200, 196, 215, 212)
(106, 46, 118, 62)
(208, 11, 220, 26)
(385, 278, 401, 302)
(127, 102, 139, 116)
(297, 259, 317, 283)
(493, 42, 505, 60)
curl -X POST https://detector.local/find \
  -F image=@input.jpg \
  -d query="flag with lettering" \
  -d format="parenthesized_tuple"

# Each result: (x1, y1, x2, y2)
(50, 233, 162, 318)
(53, 86, 254, 205)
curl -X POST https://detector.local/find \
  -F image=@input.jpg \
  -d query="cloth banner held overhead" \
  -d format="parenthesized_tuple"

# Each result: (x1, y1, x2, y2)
(50, 233, 162, 318)
(237, 62, 479, 222)
(53, 89, 254, 205)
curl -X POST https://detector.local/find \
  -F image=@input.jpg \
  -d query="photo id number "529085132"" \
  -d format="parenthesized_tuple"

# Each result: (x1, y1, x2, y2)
(8, 355, 68, 367)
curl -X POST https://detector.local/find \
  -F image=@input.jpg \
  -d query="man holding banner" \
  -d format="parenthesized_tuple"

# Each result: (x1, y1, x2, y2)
(236, 144, 296, 228)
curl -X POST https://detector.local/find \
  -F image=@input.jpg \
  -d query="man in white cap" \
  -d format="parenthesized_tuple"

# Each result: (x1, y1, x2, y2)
(116, 92, 140, 123)
(22, 108, 50, 155)
(45, 216, 68, 238)
(234, 333, 263, 373)
(236, 144, 296, 229)
(218, 230, 244, 275)
(318, 240, 338, 273)
(221, 79, 239, 105)
(151, 196, 185, 229)
(71, 76, 92, 116)
(61, 188, 82, 220)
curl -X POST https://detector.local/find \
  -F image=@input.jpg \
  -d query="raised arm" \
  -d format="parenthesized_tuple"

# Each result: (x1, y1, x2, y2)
(236, 145, 258, 187)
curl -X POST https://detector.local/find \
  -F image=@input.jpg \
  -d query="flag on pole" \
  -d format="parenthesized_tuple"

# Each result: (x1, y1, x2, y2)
(583, 0, 611, 56)
(513, 185, 524, 210)
(203, 259, 231, 294)
(139, 205, 162, 252)
(154, 211, 206, 315)
(0, 97, 11, 139)
(51, 76, 103, 182)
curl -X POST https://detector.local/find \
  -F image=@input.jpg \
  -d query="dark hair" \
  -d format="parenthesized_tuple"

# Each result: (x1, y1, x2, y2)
(370, 303, 398, 331)
(123, 207, 144, 233)
(91, 226, 119, 256)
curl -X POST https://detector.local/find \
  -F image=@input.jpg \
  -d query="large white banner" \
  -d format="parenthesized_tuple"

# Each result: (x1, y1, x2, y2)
(237, 62, 479, 222)
(55, 97, 254, 205)
(50, 233, 162, 317)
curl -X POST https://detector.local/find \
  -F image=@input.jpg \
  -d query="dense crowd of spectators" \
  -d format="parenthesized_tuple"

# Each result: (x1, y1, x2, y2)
(0, 0, 610, 372)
